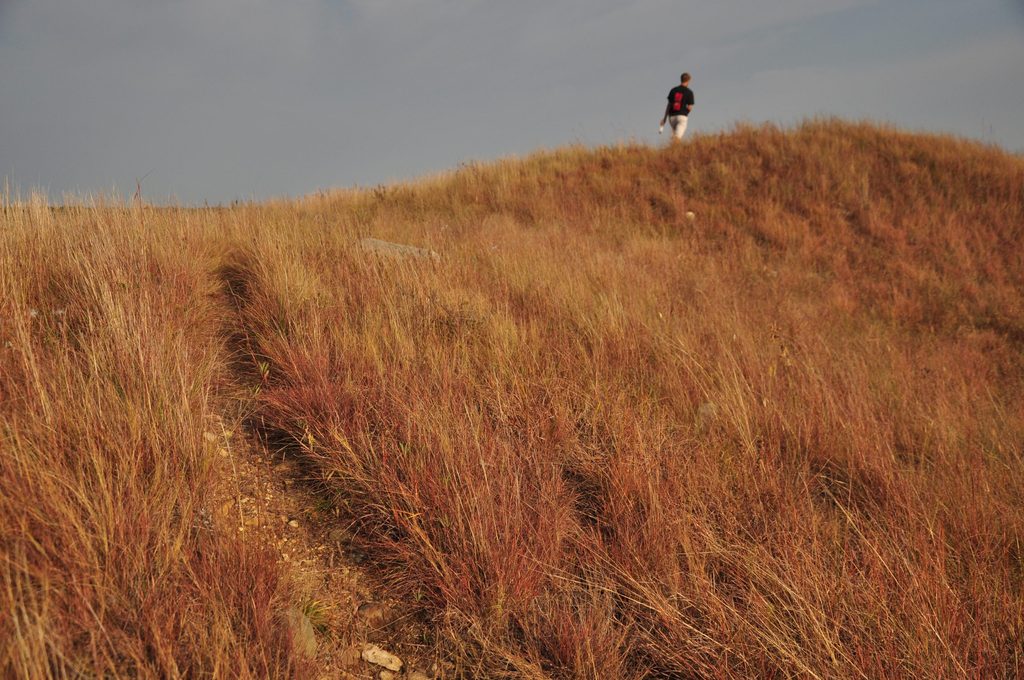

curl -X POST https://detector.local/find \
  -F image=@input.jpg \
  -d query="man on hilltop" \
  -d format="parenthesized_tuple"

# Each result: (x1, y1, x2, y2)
(660, 72, 694, 141)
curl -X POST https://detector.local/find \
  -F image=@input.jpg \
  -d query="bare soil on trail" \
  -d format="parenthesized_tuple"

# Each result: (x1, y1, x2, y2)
(202, 408, 440, 679)
(207, 263, 442, 679)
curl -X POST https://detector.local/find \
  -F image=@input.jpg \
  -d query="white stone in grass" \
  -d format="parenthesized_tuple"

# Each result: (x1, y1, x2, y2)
(362, 644, 403, 672)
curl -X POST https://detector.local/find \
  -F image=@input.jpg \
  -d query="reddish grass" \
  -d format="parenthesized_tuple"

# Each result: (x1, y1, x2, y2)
(2, 120, 1023, 677)
(0, 207, 304, 677)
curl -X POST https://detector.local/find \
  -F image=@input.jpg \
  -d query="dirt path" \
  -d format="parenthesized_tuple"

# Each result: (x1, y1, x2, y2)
(207, 261, 441, 679)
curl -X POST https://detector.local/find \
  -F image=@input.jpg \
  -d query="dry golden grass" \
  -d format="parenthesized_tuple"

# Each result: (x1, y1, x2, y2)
(2, 120, 1023, 677)
(0, 202, 307, 677)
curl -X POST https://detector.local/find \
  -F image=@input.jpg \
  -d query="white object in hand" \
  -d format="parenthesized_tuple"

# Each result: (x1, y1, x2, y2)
(659, 125, 665, 134)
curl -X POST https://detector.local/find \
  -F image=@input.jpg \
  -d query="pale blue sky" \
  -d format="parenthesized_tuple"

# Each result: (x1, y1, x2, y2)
(2, 0, 1022, 204)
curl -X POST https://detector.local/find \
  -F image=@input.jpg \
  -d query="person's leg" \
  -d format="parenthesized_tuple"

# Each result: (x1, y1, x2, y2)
(671, 115, 688, 140)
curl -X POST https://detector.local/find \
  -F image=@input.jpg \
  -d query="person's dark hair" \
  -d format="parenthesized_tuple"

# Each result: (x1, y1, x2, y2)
(681, 72, 691, 84)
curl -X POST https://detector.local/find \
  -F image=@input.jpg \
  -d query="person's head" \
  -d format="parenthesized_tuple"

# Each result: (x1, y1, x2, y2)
(681, 73, 691, 85)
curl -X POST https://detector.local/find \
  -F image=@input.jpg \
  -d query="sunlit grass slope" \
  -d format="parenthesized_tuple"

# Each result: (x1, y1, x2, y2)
(2, 120, 1023, 678)
(0, 207, 299, 677)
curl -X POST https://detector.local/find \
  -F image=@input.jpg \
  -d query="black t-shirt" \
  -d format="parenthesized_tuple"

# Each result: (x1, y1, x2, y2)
(667, 85, 694, 117)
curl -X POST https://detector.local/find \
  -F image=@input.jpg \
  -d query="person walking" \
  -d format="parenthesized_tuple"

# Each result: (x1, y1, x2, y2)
(660, 72, 694, 141)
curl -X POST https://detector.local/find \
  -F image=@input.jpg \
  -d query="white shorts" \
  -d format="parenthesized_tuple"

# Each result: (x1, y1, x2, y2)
(669, 115, 688, 139)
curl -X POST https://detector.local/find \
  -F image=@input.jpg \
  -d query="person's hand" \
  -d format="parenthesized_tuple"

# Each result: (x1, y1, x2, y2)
(659, 125, 664, 134)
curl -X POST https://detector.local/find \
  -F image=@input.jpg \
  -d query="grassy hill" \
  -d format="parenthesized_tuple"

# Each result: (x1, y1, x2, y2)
(2, 120, 1023, 678)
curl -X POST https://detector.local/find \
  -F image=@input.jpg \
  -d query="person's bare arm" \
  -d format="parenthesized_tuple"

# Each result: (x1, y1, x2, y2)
(661, 102, 671, 126)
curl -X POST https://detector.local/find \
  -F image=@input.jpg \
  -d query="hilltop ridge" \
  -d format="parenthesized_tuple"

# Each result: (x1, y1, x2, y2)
(305, 119, 1023, 345)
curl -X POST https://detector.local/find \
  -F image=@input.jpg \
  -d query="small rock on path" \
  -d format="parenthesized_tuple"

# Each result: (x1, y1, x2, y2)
(361, 644, 403, 672)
